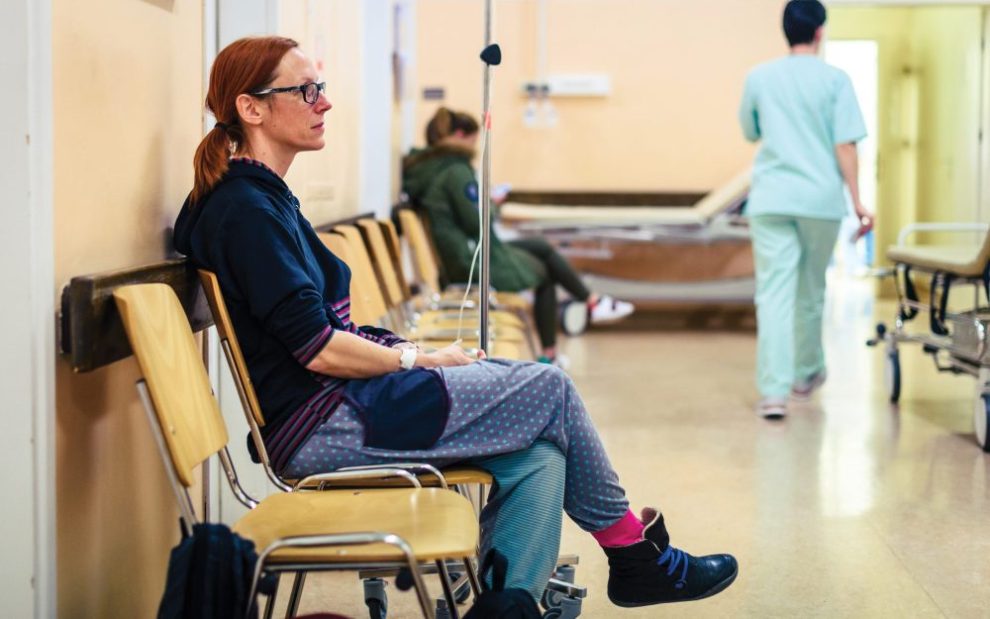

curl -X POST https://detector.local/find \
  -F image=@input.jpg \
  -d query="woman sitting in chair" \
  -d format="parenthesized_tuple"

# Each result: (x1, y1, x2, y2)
(402, 108, 634, 366)
(173, 36, 736, 609)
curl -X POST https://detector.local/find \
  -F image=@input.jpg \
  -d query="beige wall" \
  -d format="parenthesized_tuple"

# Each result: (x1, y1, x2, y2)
(830, 6, 985, 257)
(412, 0, 786, 192)
(53, 0, 202, 616)
(280, 0, 367, 224)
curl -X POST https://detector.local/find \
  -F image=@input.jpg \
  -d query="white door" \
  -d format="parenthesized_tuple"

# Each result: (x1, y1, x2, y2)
(0, 0, 55, 616)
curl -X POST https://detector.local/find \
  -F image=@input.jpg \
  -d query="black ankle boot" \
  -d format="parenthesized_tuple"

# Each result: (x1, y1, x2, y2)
(603, 508, 738, 607)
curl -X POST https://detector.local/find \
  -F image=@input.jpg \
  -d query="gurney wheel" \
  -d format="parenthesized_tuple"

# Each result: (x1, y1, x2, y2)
(975, 393, 990, 453)
(560, 300, 588, 336)
(884, 349, 901, 404)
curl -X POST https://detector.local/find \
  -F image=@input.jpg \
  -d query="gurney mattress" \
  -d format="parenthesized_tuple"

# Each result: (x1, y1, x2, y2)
(887, 244, 986, 277)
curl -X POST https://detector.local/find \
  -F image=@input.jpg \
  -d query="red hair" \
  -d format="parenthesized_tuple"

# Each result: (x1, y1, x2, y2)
(190, 36, 299, 204)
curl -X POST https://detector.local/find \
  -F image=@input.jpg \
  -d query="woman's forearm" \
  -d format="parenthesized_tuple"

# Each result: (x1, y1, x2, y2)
(305, 330, 401, 378)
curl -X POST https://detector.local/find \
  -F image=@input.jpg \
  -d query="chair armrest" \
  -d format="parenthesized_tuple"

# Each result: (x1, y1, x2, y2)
(292, 468, 421, 491)
(339, 463, 449, 489)
(897, 222, 989, 246)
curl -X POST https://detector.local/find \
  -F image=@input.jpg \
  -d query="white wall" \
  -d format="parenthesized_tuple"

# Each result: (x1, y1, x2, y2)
(360, 0, 395, 217)
(0, 0, 54, 616)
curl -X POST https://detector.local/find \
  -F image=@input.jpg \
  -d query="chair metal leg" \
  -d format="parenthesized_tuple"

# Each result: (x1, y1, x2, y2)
(435, 560, 461, 619)
(262, 574, 279, 619)
(286, 572, 306, 617)
(463, 555, 483, 599)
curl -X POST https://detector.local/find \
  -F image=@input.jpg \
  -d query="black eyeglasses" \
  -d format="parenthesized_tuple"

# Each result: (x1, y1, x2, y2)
(249, 81, 326, 105)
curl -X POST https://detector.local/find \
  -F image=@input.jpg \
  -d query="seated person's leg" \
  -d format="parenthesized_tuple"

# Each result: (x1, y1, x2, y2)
(509, 237, 591, 302)
(469, 440, 566, 602)
(533, 279, 559, 358)
(509, 237, 634, 324)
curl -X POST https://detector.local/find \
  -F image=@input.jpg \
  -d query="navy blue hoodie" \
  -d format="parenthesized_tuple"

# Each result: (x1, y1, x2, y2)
(173, 159, 403, 467)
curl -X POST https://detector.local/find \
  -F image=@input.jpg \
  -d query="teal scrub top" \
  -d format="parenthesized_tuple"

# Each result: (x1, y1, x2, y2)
(739, 55, 867, 221)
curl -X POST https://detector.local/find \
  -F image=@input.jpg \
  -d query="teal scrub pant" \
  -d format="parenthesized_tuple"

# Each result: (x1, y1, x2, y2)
(750, 215, 841, 398)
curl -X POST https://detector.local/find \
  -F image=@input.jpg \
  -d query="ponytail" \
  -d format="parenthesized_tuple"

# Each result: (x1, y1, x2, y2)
(190, 36, 299, 205)
(426, 107, 480, 146)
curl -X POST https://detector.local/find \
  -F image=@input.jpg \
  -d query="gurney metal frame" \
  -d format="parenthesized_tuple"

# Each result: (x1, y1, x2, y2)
(867, 222, 990, 452)
(500, 172, 754, 305)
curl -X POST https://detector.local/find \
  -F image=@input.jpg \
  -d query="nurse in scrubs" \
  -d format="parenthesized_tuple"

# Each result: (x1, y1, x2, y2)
(738, 0, 874, 418)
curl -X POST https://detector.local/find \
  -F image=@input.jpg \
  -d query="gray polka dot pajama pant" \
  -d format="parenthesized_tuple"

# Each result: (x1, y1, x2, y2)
(283, 359, 630, 599)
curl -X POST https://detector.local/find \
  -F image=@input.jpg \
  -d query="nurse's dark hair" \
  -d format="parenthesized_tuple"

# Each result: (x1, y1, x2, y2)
(426, 107, 480, 146)
(191, 36, 299, 205)
(782, 0, 827, 47)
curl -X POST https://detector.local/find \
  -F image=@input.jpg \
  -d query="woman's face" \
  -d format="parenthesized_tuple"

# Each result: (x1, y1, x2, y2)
(259, 48, 333, 154)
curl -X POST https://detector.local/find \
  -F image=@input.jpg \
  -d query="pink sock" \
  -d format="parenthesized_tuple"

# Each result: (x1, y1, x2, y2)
(592, 510, 645, 548)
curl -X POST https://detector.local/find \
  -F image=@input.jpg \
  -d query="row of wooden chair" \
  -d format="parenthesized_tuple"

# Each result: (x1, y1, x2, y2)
(322, 220, 532, 359)
(114, 283, 481, 619)
(112, 211, 558, 617)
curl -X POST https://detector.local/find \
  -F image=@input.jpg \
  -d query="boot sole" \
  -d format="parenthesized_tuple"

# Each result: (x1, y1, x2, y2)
(608, 565, 738, 608)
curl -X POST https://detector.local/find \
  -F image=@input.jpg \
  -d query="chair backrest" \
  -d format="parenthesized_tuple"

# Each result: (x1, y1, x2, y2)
(198, 270, 266, 428)
(357, 219, 407, 310)
(380, 219, 414, 301)
(398, 209, 443, 294)
(328, 227, 392, 326)
(113, 283, 229, 488)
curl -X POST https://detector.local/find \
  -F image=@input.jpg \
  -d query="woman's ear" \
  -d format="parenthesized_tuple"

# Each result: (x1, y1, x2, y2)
(235, 93, 265, 127)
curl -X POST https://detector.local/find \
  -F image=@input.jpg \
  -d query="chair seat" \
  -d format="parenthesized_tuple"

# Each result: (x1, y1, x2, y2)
(440, 466, 494, 486)
(438, 290, 531, 311)
(887, 244, 986, 277)
(284, 466, 494, 490)
(412, 319, 528, 343)
(418, 309, 525, 330)
(233, 488, 479, 564)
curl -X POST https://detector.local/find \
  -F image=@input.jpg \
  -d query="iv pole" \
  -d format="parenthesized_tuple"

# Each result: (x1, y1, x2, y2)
(478, 0, 500, 355)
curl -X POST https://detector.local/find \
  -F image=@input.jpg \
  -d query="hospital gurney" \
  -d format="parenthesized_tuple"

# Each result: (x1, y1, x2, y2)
(867, 222, 990, 452)
(500, 171, 753, 306)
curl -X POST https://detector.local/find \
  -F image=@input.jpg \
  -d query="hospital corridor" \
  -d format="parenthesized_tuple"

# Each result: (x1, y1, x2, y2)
(3, 1, 990, 618)
(258, 277, 989, 618)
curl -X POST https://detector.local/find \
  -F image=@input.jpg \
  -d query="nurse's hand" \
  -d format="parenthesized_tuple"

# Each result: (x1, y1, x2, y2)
(853, 204, 875, 241)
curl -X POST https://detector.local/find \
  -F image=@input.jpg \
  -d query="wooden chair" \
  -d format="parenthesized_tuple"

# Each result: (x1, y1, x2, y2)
(395, 211, 541, 356)
(326, 227, 526, 359)
(337, 223, 527, 343)
(113, 283, 481, 618)
(396, 209, 532, 314)
(356, 219, 525, 330)
(198, 267, 495, 493)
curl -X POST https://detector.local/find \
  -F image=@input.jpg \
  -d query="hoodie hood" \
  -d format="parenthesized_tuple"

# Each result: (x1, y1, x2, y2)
(173, 158, 293, 256)
(401, 144, 475, 202)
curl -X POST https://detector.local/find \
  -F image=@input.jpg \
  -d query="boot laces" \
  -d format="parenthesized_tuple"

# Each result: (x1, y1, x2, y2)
(657, 545, 689, 590)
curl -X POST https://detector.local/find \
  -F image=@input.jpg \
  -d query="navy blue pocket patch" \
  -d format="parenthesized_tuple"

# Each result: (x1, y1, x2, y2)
(343, 369, 451, 451)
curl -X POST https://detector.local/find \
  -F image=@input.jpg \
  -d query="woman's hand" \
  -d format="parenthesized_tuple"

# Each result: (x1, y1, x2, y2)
(416, 345, 481, 368)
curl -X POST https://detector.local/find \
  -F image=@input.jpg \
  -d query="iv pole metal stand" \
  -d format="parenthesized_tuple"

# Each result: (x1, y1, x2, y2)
(478, 0, 500, 355)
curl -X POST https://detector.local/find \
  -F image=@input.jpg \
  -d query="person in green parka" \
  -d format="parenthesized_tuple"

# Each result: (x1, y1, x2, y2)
(402, 107, 634, 364)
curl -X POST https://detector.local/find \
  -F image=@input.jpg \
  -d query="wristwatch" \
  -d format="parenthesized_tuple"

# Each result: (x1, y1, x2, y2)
(399, 347, 418, 370)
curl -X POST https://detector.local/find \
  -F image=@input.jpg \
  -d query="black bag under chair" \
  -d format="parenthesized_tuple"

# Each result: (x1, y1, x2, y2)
(158, 522, 275, 619)
(462, 549, 542, 619)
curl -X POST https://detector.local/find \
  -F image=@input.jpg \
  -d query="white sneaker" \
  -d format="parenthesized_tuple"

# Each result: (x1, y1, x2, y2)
(791, 370, 827, 401)
(590, 295, 635, 324)
(756, 397, 788, 420)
